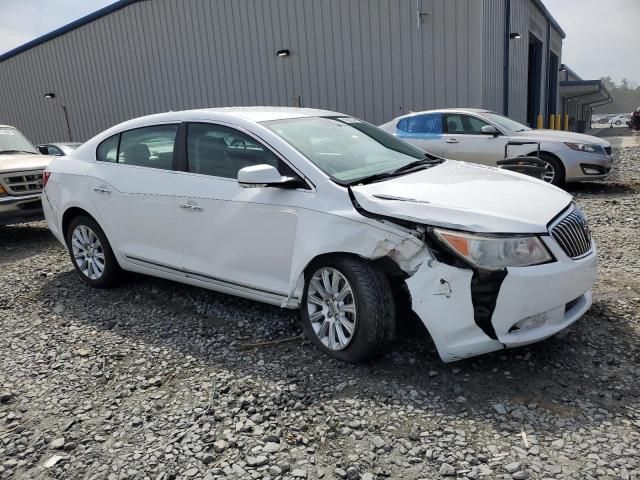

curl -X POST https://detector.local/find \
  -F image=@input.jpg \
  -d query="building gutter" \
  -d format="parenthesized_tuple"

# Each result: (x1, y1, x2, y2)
(503, 0, 511, 116)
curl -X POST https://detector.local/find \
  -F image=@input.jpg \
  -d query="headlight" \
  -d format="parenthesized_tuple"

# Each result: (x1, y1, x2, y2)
(565, 143, 602, 154)
(434, 229, 553, 270)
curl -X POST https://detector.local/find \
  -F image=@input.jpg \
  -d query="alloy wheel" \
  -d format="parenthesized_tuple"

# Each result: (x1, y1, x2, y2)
(71, 225, 105, 280)
(542, 161, 556, 183)
(306, 267, 357, 351)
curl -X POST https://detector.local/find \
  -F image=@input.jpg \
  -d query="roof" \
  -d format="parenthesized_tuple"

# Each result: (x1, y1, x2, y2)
(531, 0, 567, 38)
(560, 80, 612, 106)
(194, 106, 343, 122)
(0, 0, 138, 62)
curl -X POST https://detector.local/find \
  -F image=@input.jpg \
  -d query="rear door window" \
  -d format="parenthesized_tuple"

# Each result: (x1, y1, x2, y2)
(117, 125, 178, 170)
(397, 113, 443, 135)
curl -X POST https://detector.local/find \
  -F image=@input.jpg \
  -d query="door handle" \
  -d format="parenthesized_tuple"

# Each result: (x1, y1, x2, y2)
(445, 139, 459, 144)
(93, 186, 111, 194)
(178, 202, 203, 212)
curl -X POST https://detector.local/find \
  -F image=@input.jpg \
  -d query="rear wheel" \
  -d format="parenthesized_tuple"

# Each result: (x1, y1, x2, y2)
(539, 153, 565, 187)
(301, 256, 395, 363)
(65, 215, 120, 288)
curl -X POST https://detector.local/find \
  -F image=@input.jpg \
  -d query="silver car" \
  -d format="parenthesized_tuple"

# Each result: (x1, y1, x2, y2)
(36, 142, 82, 156)
(380, 108, 613, 186)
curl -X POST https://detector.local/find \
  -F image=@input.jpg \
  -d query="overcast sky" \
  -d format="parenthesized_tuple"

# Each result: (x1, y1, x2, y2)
(0, 0, 637, 84)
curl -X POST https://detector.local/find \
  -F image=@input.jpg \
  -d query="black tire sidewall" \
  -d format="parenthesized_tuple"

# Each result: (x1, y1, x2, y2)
(300, 256, 394, 363)
(65, 215, 120, 288)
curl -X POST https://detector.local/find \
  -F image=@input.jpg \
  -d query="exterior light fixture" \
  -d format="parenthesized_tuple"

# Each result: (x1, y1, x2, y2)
(559, 65, 567, 72)
(43, 92, 73, 142)
(509, 33, 521, 40)
(276, 49, 290, 57)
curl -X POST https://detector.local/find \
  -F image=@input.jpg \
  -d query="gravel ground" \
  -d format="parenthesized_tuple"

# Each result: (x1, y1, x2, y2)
(1, 148, 639, 480)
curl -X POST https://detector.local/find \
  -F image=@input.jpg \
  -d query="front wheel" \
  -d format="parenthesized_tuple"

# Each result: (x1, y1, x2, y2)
(65, 215, 121, 288)
(539, 154, 565, 187)
(301, 256, 395, 363)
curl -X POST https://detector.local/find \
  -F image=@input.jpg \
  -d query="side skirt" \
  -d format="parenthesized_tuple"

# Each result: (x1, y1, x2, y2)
(122, 255, 300, 309)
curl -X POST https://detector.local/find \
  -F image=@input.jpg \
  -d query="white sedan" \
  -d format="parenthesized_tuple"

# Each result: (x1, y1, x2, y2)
(379, 108, 613, 186)
(42, 107, 597, 362)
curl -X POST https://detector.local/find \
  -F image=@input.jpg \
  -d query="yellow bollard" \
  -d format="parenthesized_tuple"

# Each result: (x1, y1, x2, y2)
(555, 115, 561, 130)
(549, 115, 555, 130)
(537, 113, 543, 129)
(563, 114, 569, 131)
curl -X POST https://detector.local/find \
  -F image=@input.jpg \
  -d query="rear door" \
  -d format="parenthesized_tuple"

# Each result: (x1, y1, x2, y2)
(394, 113, 444, 156)
(440, 113, 507, 165)
(86, 123, 183, 269)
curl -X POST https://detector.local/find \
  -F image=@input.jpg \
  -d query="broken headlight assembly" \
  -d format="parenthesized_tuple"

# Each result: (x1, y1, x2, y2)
(433, 228, 553, 270)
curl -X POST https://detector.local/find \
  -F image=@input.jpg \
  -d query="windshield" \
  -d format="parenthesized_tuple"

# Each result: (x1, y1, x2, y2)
(0, 127, 38, 154)
(264, 116, 427, 183)
(484, 112, 532, 132)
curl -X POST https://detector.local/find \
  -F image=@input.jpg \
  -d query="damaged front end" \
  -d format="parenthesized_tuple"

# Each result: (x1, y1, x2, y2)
(348, 188, 597, 363)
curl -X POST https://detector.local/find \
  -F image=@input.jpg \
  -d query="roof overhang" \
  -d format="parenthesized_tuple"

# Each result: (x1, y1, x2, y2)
(560, 80, 612, 106)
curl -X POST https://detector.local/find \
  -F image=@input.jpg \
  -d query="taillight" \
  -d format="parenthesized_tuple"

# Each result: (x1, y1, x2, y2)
(43, 171, 51, 187)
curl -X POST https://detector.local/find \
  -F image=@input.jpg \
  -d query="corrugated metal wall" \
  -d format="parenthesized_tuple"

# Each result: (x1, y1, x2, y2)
(481, 0, 506, 113)
(0, 0, 488, 144)
(508, 0, 563, 125)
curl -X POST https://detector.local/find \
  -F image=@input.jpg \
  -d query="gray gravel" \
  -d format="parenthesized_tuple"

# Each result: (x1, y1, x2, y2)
(1, 147, 639, 480)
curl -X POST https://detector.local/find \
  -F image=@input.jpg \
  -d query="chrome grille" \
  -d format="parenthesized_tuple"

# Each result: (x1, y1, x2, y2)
(1, 171, 43, 195)
(550, 208, 592, 259)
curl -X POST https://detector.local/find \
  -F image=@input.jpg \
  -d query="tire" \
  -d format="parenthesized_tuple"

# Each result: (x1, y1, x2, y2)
(301, 255, 396, 363)
(539, 153, 565, 187)
(65, 215, 121, 288)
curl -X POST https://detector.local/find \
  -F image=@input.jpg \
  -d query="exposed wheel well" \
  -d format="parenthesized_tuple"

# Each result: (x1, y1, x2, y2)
(62, 207, 98, 238)
(302, 251, 411, 309)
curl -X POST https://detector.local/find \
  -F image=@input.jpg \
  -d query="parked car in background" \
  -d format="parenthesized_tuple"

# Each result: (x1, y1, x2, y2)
(609, 114, 632, 127)
(37, 142, 82, 156)
(0, 125, 50, 226)
(380, 108, 613, 186)
(43, 107, 597, 363)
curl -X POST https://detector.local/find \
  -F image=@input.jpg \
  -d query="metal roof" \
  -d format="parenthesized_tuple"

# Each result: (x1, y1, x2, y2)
(0, 0, 138, 62)
(560, 80, 612, 107)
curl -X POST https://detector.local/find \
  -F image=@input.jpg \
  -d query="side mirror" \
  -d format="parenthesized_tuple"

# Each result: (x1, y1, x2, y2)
(237, 164, 305, 189)
(481, 125, 500, 136)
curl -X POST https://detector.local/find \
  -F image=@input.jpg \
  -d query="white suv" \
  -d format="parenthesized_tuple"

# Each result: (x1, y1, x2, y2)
(43, 107, 597, 363)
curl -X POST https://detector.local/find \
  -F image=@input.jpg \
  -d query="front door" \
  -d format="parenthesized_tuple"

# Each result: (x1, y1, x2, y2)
(87, 123, 183, 269)
(174, 122, 307, 298)
(439, 113, 507, 166)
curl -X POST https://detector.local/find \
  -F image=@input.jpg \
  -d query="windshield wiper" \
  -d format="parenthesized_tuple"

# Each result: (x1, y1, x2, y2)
(0, 149, 36, 155)
(391, 157, 444, 174)
(352, 157, 444, 185)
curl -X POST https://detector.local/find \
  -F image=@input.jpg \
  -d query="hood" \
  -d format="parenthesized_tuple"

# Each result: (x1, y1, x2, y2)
(351, 161, 572, 234)
(512, 129, 610, 146)
(0, 153, 51, 174)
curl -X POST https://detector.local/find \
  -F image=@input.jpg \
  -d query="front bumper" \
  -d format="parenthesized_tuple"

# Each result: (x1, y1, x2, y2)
(0, 193, 44, 226)
(406, 237, 598, 362)
(561, 149, 613, 182)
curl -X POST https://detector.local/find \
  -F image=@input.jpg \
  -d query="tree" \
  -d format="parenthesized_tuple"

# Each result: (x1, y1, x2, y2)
(595, 77, 640, 114)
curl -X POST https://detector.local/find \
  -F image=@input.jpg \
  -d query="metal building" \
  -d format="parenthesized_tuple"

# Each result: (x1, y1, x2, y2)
(559, 65, 612, 132)
(0, 0, 566, 144)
